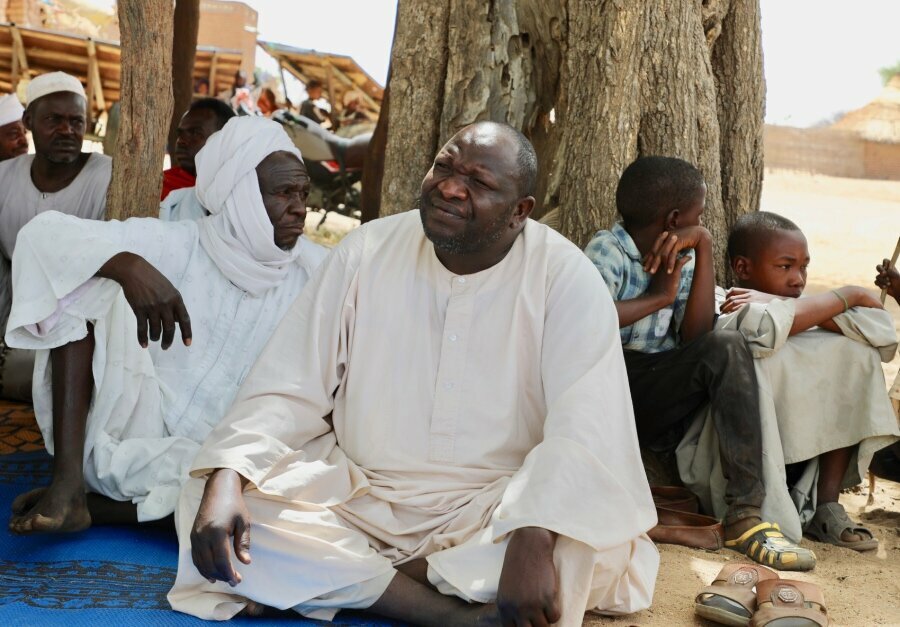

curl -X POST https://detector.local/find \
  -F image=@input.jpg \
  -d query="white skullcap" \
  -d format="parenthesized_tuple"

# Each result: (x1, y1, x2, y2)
(0, 94, 24, 126)
(25, 72, 86, 107)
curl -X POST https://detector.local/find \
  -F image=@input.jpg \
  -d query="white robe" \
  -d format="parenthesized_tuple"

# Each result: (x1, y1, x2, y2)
(0, 152, 111, 331)
(159, 187, 207, 223)
(5, 210, 327, 520)
(168, 211, 659, 624)
(677, 290, 900, 541)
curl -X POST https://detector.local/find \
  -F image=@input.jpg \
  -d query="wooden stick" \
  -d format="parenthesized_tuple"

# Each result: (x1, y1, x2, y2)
(882, 236, 900, 304)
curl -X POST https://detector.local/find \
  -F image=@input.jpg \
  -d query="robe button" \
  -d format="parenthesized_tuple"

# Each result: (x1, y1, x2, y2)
(449, 333, 458, 342)
(457, 277, 466, 284)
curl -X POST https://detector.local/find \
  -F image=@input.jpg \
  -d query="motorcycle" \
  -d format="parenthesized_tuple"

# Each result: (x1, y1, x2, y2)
(272, 110, 371, 225)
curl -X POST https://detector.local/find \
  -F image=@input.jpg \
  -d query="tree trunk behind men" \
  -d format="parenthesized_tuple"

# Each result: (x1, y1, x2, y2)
(167, 0, 201, 156)
(106, 0, 174, 220)
(380, 0, 765, 281)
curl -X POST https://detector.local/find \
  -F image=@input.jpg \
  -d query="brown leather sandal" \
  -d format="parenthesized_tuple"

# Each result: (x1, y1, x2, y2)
(749, 579, 828, 626)
(650, 506, 724, 551)
(695, 563, 779, 626)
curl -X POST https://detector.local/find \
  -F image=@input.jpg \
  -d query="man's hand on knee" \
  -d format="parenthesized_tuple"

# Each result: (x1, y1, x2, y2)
(97, 252, 193, 349)
(190, 468, 252, 587)
(496, 526, 561, 627)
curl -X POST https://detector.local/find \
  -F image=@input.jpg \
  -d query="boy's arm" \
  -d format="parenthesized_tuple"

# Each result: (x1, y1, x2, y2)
(677, 228, 715, 342)
(723, 286, 883, 336)
(614, 253, 693, 328)
(642, 227, 714, 341)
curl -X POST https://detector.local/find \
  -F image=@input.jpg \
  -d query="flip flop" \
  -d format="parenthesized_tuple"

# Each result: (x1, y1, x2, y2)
(804, 501, 879, 552)
(694, 563, 779, 626)
(724, 522, 816, 572)
(749, 579, 828, 627)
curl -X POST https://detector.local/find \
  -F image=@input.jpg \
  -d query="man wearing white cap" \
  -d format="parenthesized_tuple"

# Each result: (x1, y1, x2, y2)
(5, 116, 326, 534)
(0, 72, 112, 400)
(0, 94, 28, 162)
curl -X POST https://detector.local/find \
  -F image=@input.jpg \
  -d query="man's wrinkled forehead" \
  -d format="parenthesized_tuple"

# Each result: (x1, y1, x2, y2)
(438, 126, 517, 176)
(257, 151, 308, 184)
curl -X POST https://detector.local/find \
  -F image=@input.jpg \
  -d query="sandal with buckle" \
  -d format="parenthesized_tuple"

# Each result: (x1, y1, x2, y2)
(749, 579, 828, 626)
(724, 522, 816, 572)
(694, 563, 779, 626)
(804, 501, 879, 552)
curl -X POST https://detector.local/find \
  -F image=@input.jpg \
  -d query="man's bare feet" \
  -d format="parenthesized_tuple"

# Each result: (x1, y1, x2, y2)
(9, 483, 92, 534)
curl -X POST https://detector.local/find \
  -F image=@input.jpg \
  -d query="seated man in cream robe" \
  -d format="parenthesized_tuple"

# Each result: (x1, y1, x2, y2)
(6, 117, 327, 533)
(678, 211, 898, 549)
(167, 122, 658, 626)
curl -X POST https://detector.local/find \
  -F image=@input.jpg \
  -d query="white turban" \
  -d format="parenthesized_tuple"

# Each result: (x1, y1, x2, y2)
(25, 72, 86, 107)
(194, 116, 305, 296)
(0, 94, 24, 126)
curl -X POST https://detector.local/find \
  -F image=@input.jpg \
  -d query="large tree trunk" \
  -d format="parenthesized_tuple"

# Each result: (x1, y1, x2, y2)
(381, 0, 765, 282)
(106, 0, 174, 220)
(167, 0, 200, 156)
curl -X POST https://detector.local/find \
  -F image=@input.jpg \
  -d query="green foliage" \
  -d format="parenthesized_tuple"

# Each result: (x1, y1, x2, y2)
(879, 60, 900, 85)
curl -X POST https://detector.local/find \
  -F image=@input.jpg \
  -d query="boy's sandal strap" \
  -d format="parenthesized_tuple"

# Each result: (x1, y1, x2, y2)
(724, 521, 816, 571)
(750, 579, 828, 627)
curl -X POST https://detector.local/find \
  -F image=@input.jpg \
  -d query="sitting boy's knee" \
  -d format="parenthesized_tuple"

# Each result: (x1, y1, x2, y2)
(696, 329, 752, 365)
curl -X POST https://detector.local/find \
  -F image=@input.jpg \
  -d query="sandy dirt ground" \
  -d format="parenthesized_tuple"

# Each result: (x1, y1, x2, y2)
(588, 170, 900, 626)
(302, 172, 900, 626)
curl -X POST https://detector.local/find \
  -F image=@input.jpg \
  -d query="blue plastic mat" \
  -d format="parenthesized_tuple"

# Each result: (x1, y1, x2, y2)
(0, 448, 400, 626)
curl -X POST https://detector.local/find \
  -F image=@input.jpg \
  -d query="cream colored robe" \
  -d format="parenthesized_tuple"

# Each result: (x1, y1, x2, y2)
(677, 291, 900, 541)
(168, 211, 659, 624)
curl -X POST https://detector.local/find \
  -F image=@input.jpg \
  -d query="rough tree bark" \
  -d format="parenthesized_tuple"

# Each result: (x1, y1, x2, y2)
(379, 1, 450, 214)
(380, 0, 765, 281)
(167, 0, 200, 155)
(106, 0, 174, 220)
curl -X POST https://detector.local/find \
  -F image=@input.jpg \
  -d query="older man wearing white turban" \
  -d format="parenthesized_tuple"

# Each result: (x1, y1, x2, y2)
(0, 72, 112, 401)
(0, 93, 27, 161)
(5, 116, 327, 534)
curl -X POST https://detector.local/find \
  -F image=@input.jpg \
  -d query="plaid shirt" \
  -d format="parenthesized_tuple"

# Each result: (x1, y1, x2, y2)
(584, 222, 694, 353)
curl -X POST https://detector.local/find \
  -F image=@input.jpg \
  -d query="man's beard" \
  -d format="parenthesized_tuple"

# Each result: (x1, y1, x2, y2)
(418, 194, 515, 255)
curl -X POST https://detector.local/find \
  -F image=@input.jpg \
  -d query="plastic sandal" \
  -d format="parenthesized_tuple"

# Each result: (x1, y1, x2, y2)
(749, 579, 828, 626)
(724, 522, 817, 572)
(694, 563, 779, 626)
(804, 501, 879, 552)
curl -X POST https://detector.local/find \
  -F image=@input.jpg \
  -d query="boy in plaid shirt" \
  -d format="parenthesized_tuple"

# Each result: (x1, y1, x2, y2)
(584, 157, 814, 572)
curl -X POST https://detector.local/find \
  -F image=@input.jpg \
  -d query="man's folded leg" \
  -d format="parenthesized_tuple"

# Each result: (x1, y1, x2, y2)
(425, 510, 659, 627)
(168, 477, 396, 621)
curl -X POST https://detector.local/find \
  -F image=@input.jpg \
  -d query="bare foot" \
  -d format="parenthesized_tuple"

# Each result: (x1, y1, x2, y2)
(9, 483, 92, 534)
(237, 600, 294, 618)
(238, 600, 266, 617)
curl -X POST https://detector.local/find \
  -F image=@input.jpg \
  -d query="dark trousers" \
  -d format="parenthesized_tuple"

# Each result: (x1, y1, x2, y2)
(624, 329, 765, 526)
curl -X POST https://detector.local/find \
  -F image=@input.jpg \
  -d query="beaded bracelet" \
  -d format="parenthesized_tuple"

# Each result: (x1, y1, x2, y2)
(831, 289, 849, 313)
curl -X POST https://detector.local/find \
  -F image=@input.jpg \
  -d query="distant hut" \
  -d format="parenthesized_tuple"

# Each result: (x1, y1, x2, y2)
(832, 75, 900, 144)
(829, 75, 900, 180)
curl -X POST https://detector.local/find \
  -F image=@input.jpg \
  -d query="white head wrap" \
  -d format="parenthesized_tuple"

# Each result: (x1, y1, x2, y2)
(25, 72, 87, 107)
(0, 94, 24, 126)
(195, 116, 304, 296)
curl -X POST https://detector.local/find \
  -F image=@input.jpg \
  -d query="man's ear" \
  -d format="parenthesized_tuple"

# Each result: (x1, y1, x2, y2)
(511, 196, 535, 226)
(22, 109, 32, 133)
(732, 256, 752, 282)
